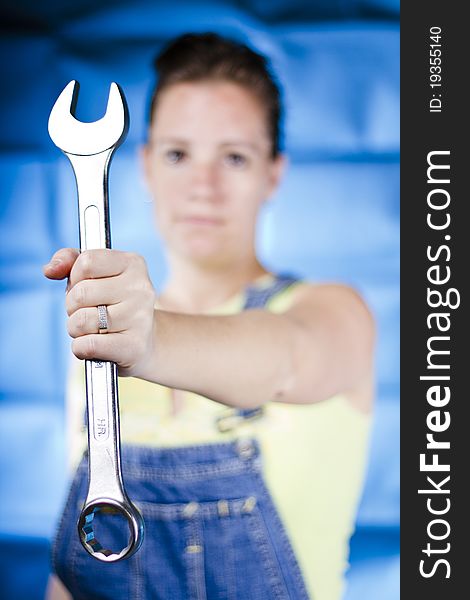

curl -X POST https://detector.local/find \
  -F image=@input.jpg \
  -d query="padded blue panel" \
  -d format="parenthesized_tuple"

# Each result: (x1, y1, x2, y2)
(0, 290, 69, 401)
(368, 291, 399, 390)
(238, 0, 400, 21)
(355, 395, 400, 526)
(276, 26, 399, 157)
(0, 535, 50, 600)
(0, 35, 61, 152)
(346, 521, 400, 600)
(363, 284, 399, 387)
(345, 546, 399, 600)
(0, 155, 57, 275)
(0, 0, 399, 29)
(262, 161, 399, 269)
(0, 404, 67, 537)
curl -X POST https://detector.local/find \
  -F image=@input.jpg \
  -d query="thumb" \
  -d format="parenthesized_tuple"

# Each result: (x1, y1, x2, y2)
(43, 248, 80, 280)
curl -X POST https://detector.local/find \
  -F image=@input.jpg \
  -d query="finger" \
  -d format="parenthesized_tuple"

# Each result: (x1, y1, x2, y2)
(43, 248, 79, 280)
(71, 332, 135, 366)
(69, 249, 130, 288)
(66, 276, 124, 316)
(67, 304, 131, 338)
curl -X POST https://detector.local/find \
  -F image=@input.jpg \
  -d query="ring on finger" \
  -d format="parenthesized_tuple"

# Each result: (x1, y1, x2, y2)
(97, 305, 109, 334)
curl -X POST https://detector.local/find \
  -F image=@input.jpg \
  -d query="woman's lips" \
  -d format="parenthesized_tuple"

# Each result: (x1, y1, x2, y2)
(178, 215, 224, 226)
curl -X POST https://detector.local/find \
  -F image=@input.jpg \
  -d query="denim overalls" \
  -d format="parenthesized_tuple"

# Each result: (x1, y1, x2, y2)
(52, 275, 311, 600)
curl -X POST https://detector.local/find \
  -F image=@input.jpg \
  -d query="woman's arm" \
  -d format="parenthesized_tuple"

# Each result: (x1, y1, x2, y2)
(44, 249, 375, 411)
(45, 575, 71, 600)
(139, 284, 374, 409)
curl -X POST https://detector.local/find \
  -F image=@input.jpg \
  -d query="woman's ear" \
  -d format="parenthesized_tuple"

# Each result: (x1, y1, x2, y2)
(139, 143, 152, 186)
(266, 153, 288, 199)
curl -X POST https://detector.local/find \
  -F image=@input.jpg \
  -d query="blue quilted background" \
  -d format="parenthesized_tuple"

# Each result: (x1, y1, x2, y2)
(0, 1, 399, 598)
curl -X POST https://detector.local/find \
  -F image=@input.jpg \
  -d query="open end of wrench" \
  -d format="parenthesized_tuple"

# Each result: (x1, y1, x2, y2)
(48, 80, 129, 156)
(78, 499, 144, 563)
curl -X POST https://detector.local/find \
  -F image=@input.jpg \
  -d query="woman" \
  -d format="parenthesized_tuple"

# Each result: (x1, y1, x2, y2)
(45, 33, 374, 600)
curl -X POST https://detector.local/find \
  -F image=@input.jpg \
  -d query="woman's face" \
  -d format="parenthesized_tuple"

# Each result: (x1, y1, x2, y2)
(142, 80, 285, 268)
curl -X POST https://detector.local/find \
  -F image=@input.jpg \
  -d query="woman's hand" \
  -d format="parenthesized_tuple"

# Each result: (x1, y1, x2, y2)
(43, 248, 157, 377)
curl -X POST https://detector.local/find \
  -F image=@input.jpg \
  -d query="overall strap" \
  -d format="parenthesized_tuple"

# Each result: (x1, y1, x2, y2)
(216, 272, 301, 433)
(242, 273, 300, 310)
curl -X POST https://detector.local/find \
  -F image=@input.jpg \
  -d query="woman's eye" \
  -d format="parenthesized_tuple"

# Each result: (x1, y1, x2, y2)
(225, 153, 247, 168)
(165, 149, 186, 164)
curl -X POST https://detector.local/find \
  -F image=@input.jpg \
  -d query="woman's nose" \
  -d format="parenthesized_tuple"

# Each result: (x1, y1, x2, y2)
(189, 162, 220, 202)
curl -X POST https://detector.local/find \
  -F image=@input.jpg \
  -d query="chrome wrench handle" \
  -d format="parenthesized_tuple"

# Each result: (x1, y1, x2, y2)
(48, 81, 144, 562)
(68, 149, 144, 563)
(79, 357, 143, 562)
(68, 151, 113, 251)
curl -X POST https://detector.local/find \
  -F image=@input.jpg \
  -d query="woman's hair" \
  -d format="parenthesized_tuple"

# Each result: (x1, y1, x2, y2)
(148, 32, 283, 158)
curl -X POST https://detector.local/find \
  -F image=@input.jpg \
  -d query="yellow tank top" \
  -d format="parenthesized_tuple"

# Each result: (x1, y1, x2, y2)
(67, 276, 371, 600)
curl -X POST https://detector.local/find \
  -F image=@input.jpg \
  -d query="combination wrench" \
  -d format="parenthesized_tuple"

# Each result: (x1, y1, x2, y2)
(48, 80, 144, 562)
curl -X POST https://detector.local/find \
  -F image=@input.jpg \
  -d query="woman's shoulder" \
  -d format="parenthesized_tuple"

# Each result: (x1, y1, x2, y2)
(288, 279, 368, 304)
(266, 276, 371, 315)
(267, 277, 376, 415)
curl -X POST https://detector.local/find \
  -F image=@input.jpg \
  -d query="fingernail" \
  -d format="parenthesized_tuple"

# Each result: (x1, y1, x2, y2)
(44, 258, 62, 270)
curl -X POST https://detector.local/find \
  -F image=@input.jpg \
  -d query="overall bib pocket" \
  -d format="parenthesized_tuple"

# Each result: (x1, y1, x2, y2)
(51, 440, 310, 600)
